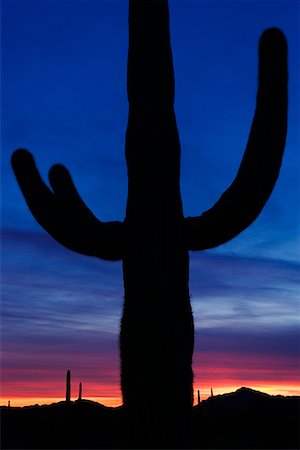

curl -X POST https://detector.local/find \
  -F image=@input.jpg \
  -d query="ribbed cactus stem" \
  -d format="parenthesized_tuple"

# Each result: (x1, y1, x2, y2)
(197, 389, 200, 405)
(66, 369, 71, 403)
(211, 388, 214, 398)
(78, 382, 82, 401)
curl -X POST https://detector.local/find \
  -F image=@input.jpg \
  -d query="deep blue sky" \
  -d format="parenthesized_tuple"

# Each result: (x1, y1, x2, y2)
(1, 0, 300, 403)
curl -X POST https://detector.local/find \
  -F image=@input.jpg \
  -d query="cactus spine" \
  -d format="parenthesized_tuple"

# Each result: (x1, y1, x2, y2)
(11, 0, 288, 445)
(66, 370, 71, 403)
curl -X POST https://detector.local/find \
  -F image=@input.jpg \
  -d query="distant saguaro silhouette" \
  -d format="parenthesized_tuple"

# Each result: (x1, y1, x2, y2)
(12, 0, 287, 446)
(66, 370, 71, 403)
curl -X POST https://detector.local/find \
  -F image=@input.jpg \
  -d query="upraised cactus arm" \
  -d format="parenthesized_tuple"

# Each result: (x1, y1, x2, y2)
(185, 28, 288, 251)
(11, 149, 124, 261)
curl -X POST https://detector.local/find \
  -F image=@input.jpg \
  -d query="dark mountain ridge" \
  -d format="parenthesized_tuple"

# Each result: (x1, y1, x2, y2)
(1, 387, 299, 449)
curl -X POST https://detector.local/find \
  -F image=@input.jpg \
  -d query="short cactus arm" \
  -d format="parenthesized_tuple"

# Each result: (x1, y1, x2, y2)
(11, 149, 124, 261)
(185, 28, 288, 251)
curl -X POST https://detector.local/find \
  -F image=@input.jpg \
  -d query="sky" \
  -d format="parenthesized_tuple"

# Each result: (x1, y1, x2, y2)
(1, 0, 300, 407)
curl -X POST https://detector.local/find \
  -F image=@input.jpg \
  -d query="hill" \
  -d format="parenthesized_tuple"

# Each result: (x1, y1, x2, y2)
(192, 387, 300, 448)
(1, 388, 299, 449)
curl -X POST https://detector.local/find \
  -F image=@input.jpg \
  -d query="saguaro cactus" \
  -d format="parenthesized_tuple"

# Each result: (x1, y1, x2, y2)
(66, 369, 71, 403)
(11, 0, 287, 445)
(78, 382, 82, 401)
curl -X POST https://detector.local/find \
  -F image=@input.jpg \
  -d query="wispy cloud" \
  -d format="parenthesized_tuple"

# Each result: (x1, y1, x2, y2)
(190, 252, 299, 331)
(2, 228, 299, 355)
(2, 228, 123, 346)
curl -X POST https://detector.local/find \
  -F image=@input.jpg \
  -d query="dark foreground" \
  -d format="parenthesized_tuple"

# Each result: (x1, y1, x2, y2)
(1, 387, 299, 449)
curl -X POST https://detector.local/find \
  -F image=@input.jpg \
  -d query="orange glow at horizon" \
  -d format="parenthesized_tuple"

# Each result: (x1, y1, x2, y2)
(0, 396, 122, 408)
(0, 378, 123, 408)
(2, 347, 299, 408)
(1, 382, 299, 408)
(192, 383, 300, 402)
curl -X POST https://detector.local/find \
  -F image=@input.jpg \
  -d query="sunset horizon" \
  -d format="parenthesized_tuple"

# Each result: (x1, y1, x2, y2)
(2, 382, 300, 408)
(0, 358, 300, 407)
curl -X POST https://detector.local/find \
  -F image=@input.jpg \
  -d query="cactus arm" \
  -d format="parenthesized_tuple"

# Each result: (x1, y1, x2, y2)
(185, 28, 288, 251)
(11, 149, 124, 261)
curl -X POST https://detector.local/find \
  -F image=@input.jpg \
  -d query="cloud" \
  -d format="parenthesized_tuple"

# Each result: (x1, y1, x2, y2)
(3, 227, 299, 343)
(2, 338, 121, 400)
(194, 325, 300, 358)
(2, 227, 299, 401)
(189, 252, 300, 331)
(192, 326, 300, 389)
(2, 228, 124, 345)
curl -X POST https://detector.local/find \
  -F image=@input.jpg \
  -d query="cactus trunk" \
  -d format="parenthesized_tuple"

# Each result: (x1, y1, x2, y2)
(120, 0, 193, 443)
(66, 370, 71, 403)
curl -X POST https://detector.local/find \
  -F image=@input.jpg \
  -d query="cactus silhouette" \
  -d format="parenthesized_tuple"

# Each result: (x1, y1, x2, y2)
(66, 370, 71, 403)
(11, 0, 287, 445)
(78, 382, 82, 401)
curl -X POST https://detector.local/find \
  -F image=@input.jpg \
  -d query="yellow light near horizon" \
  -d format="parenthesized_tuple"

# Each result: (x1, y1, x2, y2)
(2, 384, 299, 408)
(0, 398, 65, 408)
(193, 383, 300, 401)
(0, 396, 123, 408)
(90, 397, 122, 407)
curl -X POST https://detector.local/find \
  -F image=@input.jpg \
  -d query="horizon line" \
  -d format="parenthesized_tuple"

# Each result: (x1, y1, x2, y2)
(2, 384, 300, 408)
